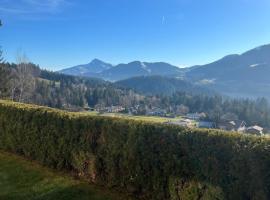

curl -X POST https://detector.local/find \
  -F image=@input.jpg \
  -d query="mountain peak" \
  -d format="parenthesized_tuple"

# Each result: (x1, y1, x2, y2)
(59, 59, 113, 76)
(91, 58, 106, 64)
(128, 61, 144, 65)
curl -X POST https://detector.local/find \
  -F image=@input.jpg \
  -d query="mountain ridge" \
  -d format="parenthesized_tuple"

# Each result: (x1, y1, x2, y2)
(59, 59, 184, 81)
(59, 43, 270, 98)
(186, 43, 270, 98)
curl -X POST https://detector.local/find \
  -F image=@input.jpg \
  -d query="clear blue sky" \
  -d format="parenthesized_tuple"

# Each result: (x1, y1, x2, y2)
(1, 0, 270, 70)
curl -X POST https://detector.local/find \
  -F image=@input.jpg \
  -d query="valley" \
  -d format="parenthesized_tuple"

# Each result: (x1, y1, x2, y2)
(1, 3, 270, 198)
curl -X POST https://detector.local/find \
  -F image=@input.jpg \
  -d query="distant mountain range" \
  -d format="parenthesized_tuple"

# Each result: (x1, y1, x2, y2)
(59, 44, 270, 99)
(59, 60, 184, 81)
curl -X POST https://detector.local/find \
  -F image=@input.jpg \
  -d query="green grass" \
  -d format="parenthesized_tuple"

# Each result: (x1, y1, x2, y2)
(82, 111, 185, 124)
(0, 151, 130, 200)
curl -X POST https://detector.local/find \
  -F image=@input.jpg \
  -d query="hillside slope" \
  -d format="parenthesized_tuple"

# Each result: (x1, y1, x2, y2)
(0, 63, 145, 110)
(116, 76, 214, 96)
(186, 44, 270, 98)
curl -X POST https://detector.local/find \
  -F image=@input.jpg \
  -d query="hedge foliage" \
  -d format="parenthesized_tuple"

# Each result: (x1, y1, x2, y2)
(0, 100, 270, 199)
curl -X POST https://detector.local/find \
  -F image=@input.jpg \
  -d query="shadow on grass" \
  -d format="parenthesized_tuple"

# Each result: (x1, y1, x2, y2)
(0, 184, 112, 200)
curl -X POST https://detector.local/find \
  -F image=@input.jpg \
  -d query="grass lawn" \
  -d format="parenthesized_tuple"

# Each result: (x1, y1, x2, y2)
(0, 151, 131, 200)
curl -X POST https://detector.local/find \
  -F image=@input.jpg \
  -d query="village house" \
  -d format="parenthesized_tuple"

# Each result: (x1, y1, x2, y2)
(106, 106, 125, 113)
(95, 105, 125, 113)
(218, 120, 246, 132)
(245, 125, 264, 135)
(147, 107, 167, 117)
(186, 112, 206, 120)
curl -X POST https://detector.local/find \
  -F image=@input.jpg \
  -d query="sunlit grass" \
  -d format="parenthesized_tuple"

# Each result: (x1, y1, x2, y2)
(0, 151, 130, 200)
(79, 110, 187, 123)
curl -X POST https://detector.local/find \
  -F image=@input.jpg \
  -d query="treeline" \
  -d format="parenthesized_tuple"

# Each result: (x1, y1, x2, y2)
(158, 92, 270, 127)
(0, 100, 270, 199)
(0, 63, 144, 110)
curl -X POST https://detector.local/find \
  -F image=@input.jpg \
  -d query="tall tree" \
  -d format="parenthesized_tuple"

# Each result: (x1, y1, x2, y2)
(16, 53, 35, 102)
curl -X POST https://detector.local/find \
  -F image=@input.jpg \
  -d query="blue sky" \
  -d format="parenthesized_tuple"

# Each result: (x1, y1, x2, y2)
(0, 0, 270, 70)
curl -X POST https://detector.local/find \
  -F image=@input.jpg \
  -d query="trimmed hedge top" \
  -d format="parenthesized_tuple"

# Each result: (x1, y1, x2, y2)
(0, 100, 270, 200)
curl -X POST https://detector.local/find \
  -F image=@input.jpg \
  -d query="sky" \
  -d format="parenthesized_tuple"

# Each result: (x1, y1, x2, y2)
(0, 0, 270, 71)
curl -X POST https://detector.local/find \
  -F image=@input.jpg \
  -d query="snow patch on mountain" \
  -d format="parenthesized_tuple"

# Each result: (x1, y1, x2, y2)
(249, 63, 265, 68)
(140, 62, 151, 73)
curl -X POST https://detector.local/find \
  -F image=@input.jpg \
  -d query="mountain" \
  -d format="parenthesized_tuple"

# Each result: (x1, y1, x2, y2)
(116, 76, 214, 96)
(59, 59, 113, 77)
(100, 61, 184, 81)
(59, 44, 270, 98)
(186, 44, 270, 98)
(60, 60, 184, 81)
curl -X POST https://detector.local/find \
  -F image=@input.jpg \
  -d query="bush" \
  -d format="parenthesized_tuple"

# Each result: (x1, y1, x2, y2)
(0, 100, 270, 199)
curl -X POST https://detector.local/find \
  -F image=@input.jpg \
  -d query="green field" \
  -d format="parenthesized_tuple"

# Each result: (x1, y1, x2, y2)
(83, 111, 185, 124)
(0, 151, 130, 200)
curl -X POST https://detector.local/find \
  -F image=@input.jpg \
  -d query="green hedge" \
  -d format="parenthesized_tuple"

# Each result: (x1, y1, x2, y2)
(0, 100, 270, 199)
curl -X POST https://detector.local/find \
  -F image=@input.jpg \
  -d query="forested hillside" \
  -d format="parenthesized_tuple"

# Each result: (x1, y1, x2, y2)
(0, 62, 144, 110)
(116, 76, 214, 96)
(186, 44, 270, 98)
(159, 92, 270, 127)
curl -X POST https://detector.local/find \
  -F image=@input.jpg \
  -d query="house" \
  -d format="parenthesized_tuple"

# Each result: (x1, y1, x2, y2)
(198, 121, 215, 129)
(246, 125, 264, 135)
(218, 120, 246, 132)
(95, 105, 125, 113)
(107, 106, 125, 113)
(186, 113, 205, 120)
(166, 119, 193, 128)
(147, 108, 167, 117)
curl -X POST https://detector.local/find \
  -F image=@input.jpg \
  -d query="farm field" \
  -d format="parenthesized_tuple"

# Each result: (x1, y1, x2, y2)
(0, 151, 131, 200)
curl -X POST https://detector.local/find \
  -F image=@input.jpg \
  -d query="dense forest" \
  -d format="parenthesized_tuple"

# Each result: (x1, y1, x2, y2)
(159, 92, 270, 127)
(116, 75, 214, 96)
(0, 61, 145, 110)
